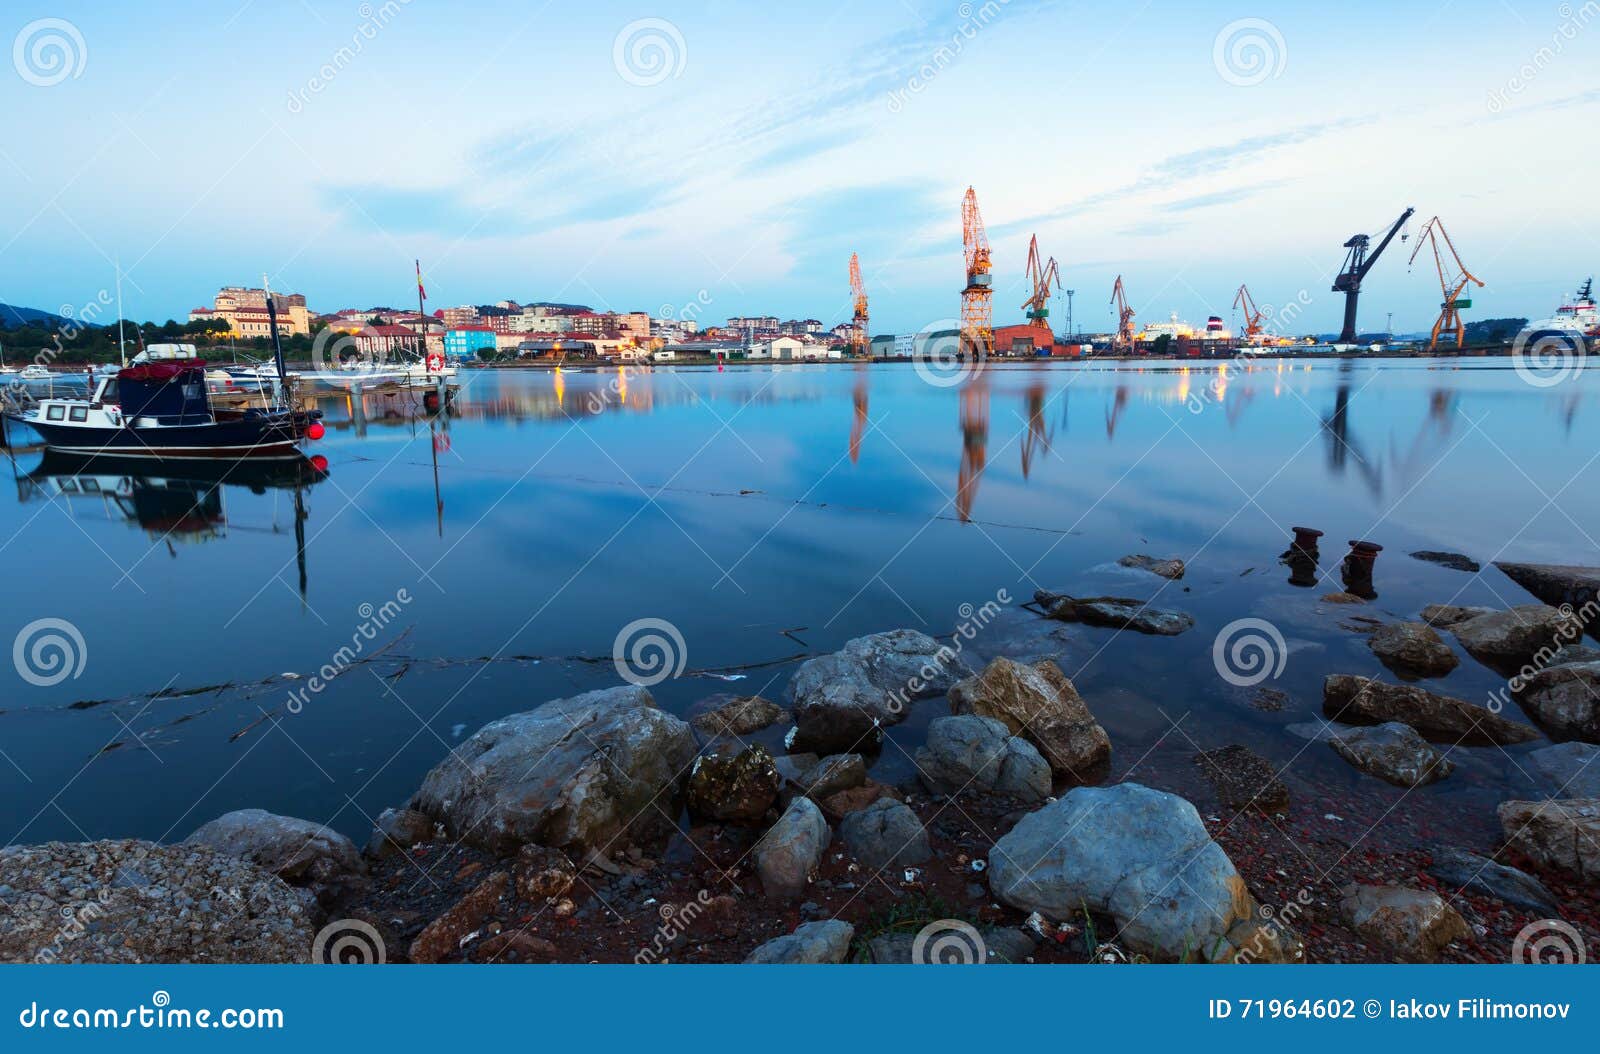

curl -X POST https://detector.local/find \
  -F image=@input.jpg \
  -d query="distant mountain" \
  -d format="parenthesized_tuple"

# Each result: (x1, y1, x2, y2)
(0, 303, 83, 329)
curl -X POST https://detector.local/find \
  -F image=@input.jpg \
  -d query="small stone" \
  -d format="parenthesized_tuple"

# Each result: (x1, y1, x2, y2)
(1322, 674, 1538, 745)
(1328, 722, 1454, 787)
(755, 797, 830, 899)
(1118, 554, 1186, 580)
(1339, 884, 1468, 962)
(685, 745, 780, 824)
(744, 920, 854, 963)
(513, 844, 575, 902)
(1410, 551, 1481, 573)
(1497, 798, 1600, 880)
(1426, 847, 1559, 915)
(1194, 745, 1290, 813)
(475, 931, 557, 962)
(409, 871, 510, 964)
(689, 695, 787, 738)
(1368, 621, 1459, 678)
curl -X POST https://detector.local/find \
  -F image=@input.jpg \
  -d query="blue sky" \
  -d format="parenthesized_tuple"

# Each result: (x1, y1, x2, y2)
(1, 0, 1596, 334)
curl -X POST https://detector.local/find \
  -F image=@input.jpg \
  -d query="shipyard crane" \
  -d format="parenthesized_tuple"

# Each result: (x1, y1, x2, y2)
(1332, 206, 1415, 344)
(848, 253, 869, 356)
(1233, 284, 1265, 342)
(1110, 275, 1135, 353)
(960, 187, 993, 356)
(1022, 235, 1061, 335)
(1407, 216, 1484, 352)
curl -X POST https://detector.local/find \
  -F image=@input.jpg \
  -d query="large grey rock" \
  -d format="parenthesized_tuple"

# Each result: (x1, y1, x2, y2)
(1034, 591, 1194, 636)
(1328, 722, 1455, 788)
(1339, 884, 1467, 962)
(744, 920, 854, 963)
(1517, 662, 1600, 743)
(786, 629, 972, 754)
(1368, 621, 1459, 678)
(801, 754, 867, 799)
(185, 808, 364, 908)
(914, 715, 1051, 802)
(1322, 674, 1538, 745)
(754, 797, 830, 899)
(1497, 798, 1600, 880)
(1427, 847, 1560, 915)
(988, 783, 1256, 961)
(1528, 742, 1600, 798)
(1495, 562, 1600, 612)
(412, 684, 696, 854)
(0, 839, 315, 963)
(838, 798, 931, 871)
(948, 657, 1110, 781)
(1446, 604, 1585, 669)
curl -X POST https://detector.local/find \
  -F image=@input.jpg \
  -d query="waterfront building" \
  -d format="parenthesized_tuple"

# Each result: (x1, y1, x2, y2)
(211, 285, 311, 337)
(445, 326, 497, 360)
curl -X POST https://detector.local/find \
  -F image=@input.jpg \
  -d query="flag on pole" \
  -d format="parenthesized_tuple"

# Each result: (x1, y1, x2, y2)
(415, 259, 426, 302)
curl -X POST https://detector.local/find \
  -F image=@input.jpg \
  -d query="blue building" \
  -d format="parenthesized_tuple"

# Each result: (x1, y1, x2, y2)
(444, 326, 497, 360)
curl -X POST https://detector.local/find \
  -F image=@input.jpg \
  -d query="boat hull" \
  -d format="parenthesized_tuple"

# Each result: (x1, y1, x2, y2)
(11, 413, 304, 458)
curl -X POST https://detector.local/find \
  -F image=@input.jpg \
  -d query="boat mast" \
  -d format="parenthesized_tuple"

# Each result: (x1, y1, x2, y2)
(115, 256, 126, 368)
(263, 272, 289, 408)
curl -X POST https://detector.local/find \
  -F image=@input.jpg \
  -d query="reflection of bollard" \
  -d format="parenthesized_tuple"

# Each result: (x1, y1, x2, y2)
(1285, 551, 1319, 588)
(1342, 540, 1382, 600)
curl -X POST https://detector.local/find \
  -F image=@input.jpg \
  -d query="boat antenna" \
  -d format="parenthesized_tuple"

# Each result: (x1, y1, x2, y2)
(115, 255, 126, 368)
(263, 272, 289, 408)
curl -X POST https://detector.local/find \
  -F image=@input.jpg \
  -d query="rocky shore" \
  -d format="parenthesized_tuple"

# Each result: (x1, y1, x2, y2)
(4, 561, 1599, 965)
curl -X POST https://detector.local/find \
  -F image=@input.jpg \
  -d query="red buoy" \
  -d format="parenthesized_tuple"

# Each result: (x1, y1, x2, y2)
(307, 421, 325, 441)
(310, 454, 329, 472)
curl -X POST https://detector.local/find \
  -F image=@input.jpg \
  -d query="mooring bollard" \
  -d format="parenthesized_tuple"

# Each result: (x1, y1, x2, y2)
(1290, 526, 1324, 554)
(1341, 540, 1383, 599)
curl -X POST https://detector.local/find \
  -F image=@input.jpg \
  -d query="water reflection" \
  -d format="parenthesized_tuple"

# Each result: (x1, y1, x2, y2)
(957, 375, 989, 522)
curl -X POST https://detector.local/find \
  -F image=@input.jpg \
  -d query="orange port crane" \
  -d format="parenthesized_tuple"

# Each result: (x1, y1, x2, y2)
(1233, 284, 1265, 341)
(1110, 275, 1135, 353)
(960, 187, 993, 356)
(848, 253, 869, 356)
(1408, 216, 1484, 352)
(1022, 235, 1061, 335)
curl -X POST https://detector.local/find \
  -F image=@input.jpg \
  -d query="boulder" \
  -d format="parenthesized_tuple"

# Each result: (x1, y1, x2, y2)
(1368, 621, 1459, 678)
(1516, 662, 1600, 743)
(184, 808, 364, 909)
(914, 715, 1051, 802)
(1497, 798, 1600, 880)
(1222, 915, 1307, 964)
(0, 839, 314, 963)
(1495, 561, 1600, 612)
(800, 754, 868, 799)
(409, 871, 510, 964)
(1528, 742, 1600, 798)
(1550, 644, 1600, 666)
(1420, 604, 1496, 628)
(364, 807, 435, 859)
(1193, 744, 1290, 814)
(772, 752, 819, 788)
(1410, 551, 1481, 573)
(1034, 591, 1194, 636)
(689, 695, 787, 738)
(817, 780, 902, 822)
(947, 657, 1111, 781)
(744, 920, 854, 963)
(1426, 847, 1560, 915)
(754, 797, 830, 899)
(685, 745, 780, 823)
(1339, 884, 1468, 962)
(1328, 722, 1454, 788)
(1118, 554, 1186, 580)
(412, 685, 696, 855)
(1322, 674, 1539, 745)
(987, 783, 1256, 961)
(786, 629, 972, 754)
(1446, 604, 1585, 669)
(838, 798, 932, 871)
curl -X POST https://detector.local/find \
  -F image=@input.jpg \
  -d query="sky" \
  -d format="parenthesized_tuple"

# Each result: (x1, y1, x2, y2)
(1, 0, 1596, 336)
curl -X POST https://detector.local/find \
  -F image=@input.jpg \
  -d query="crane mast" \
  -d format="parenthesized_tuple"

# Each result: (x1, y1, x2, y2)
(1332, 206, 1415, 343)
(1110, 275, 1135, 353)
(1408, 216, 1483, 352)
(848, 253, 869, 356)
(960, 187, 993, 357)
(1233, 283, 1265, 342)
(1022, 235, 1061, 335)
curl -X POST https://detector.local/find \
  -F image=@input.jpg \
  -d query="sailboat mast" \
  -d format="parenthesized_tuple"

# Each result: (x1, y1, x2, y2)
(115, 257, 126, 368)
(415, 259, 428, 364)
(263, 272, 288, 407)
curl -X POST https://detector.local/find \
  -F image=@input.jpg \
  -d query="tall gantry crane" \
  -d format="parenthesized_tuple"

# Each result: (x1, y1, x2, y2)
(1110, 275, 1135, 353)
(1408, 216, 1484, 352)
(1233, 284, 1265, 342)
(1022, 235, 1061, 335)
(960, 187, 993, 356)
(848, 253, 869, 357)
(1332, 207, 1415, 343)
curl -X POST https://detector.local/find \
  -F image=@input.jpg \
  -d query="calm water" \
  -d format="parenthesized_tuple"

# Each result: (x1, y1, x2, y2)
(3, 358, 1596, 847)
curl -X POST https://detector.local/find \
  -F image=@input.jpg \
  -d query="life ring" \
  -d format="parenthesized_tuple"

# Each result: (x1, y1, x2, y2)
(426, 352, 445, 372)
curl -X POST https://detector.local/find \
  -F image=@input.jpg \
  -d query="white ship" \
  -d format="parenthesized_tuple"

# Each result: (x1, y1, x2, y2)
(1522, 277, 1597, 349)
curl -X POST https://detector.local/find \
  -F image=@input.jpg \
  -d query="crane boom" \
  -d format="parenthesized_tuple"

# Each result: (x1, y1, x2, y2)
(1233, 284, 1264, 341)
(1333, 206, 1415, 343)
(1407, 216, 1483, 351)
(1110, 275, 1135, 353)
(1022, 235, 1062, 334)
(848, 253, 869, 356)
